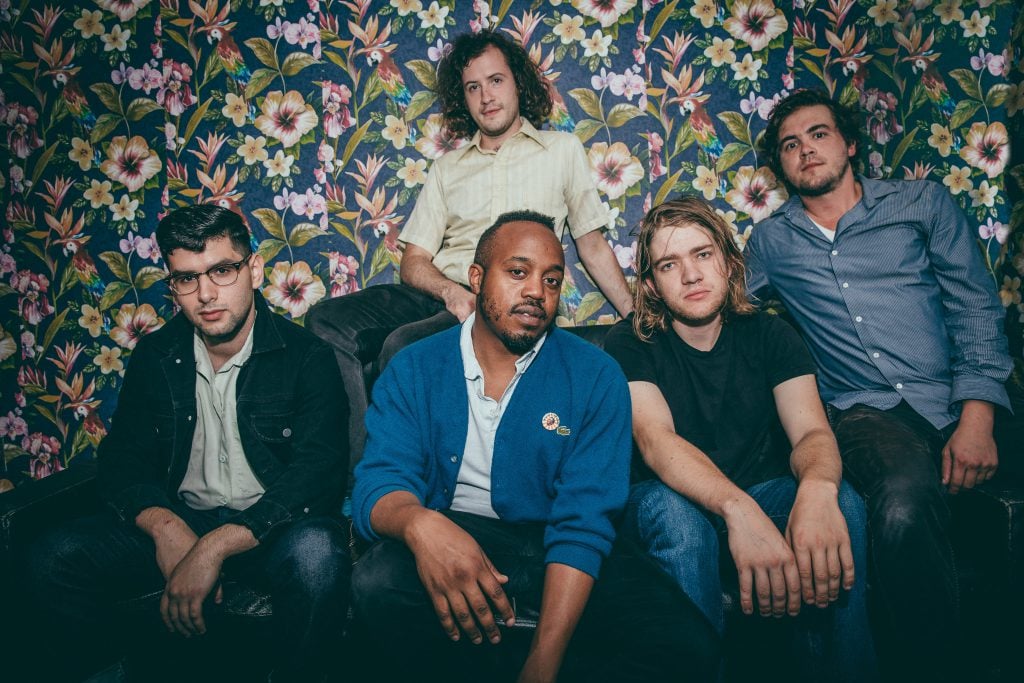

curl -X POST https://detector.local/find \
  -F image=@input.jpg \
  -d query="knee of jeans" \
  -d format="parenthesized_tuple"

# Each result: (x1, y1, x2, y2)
(629, 481, 715, 549)
(350, 544, 412, 617)
(27, 527, 87, 589)
(276, 524, 349, 590)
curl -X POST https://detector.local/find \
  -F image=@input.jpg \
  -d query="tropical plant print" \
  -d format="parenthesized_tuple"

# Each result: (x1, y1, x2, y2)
(0, 0, 1021, 493)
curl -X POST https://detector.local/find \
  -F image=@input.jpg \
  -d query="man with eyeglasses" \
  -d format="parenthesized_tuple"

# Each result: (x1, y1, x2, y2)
(28, 205, 351, 683)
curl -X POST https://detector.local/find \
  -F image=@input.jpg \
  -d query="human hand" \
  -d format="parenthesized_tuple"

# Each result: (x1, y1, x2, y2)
(442, 284, 476, 322)
(786, 481, 854, 608)
(724, 499, 801, 618)
(160, 540, 224, 637)
(406, 511, 514, 645)
(943, 420, 997, 495)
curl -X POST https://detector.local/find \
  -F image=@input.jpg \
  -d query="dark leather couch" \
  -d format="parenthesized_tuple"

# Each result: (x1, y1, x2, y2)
(3, 323, 1023, 681)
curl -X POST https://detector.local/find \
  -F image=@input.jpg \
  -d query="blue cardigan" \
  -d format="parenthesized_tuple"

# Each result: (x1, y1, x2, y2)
(352, 325, 631, 579)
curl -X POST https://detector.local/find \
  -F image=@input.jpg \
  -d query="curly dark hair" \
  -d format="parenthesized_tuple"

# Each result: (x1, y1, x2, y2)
(435, 30, 552, 139)
(156, 204, 251, 259)
(760, 89, 865, 190)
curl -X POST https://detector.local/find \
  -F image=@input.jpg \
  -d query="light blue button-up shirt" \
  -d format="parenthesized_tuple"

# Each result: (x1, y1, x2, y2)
(745, 177, 1011, 429)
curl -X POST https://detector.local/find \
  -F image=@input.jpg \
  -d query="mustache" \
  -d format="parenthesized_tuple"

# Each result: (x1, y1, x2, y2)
(511, 299, 547, 319)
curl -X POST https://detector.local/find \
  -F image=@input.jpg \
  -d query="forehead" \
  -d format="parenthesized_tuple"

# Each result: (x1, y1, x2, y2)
(489, 221, 563, 264)
(650, 223, 714, 254)
(462, 46, 512, 83)
(165, 236, 244, 272)
(778, 104, 838, 138)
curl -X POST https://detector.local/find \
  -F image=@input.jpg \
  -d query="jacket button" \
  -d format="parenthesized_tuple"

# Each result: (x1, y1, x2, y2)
(175, 358, 181, 364)
(450, 455, 458, 463)
(303, 507, 310, 514)
(282, 427, 292, 437)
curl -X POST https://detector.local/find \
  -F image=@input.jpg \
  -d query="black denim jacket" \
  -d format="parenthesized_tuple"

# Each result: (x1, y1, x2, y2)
(98, 295, 349, 543)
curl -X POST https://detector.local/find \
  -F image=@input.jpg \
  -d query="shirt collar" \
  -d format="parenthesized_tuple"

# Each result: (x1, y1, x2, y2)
(778, 174, 901, 223)
(459, 311, 546, 382)
(460, 117, 548, 159)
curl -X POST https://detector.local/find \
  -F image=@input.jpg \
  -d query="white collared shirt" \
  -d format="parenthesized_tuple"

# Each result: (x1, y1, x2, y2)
(450, 313, 546, 518)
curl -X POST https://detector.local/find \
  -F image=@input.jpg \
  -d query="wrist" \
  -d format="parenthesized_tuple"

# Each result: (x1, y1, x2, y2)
(720, 493, 759, 525)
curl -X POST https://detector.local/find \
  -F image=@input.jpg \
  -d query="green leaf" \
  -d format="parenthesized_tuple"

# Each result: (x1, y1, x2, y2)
(257, 238, 286, 263)
(288, 222, 328, 247)
(30, 143, 58, 189)
(281, 52, 319, 77)
(606, 103, 645, 128)
(368, 239, 398, 282)
(573, 118, 603, 144)
(245, 68, 278, 99)
(99, 251, 131, 281)
(90, 113, 121, 144)
(181, 98, 213, 149)
(889, 125, 919, 172)
(244, 37, 279, 70)
(716, 142, 750, 173)
(165, 28, 191, 55)
(33, 403, 58, 428)
(404, 90, 436, 122)
(341, 121, 372, 169)
(202, 52, 224, 84)
(0, 283, 15, 298)
(798, 58, 825, 84)
(654, 169, 685, 208)
(134, 266, 166, 290)
(406, 59, 437, 91)
(90, 83, 123, 115)
(568, 88, 602, 121)
(252, 208, 286, 240)
(40, 309, 69, 357)
(717, 111, 751, 145)
(949, 99, 982, 129)
(673, 119, 696, 155)
(949, 68, 982, 101)
(985, 84, 1011, 108)
(99, 281, 131, 311)
(126, 97, 162, 122)
(329, 221, 355, 243)
(574, 291, 607, 324)
(4, 443, 28, 466)
(648, 0, 680, 45)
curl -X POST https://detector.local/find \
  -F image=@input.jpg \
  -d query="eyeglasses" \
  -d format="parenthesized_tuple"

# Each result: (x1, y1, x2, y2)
(165, 255, 251, 295)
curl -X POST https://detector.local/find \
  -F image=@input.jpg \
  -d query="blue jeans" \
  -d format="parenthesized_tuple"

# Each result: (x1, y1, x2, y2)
(28, 504, 350, 682)
(625, 476, 876, 682)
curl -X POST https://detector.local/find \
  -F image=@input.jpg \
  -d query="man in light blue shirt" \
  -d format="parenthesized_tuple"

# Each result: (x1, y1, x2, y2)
(746, 89, 1014, 682)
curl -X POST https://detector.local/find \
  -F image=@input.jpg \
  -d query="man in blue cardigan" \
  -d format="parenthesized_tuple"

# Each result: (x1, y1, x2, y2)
(350, 211, 717, 682)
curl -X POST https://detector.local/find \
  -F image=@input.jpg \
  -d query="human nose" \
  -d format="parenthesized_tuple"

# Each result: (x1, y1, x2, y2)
(522, 273, 544, 300)
(680, 259, 703, 284)
(195, 273, 218, 302)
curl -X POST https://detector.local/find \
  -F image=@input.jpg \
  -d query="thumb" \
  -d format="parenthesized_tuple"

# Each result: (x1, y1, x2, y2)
(484, 555, 508, 584)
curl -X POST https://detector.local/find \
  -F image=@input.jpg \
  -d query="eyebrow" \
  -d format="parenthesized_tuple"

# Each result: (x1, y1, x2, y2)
(779, 123, 832, 146)
(652, 242, 715, 268)
(464, 71, 505, 86)
(168, 259, 241, 277)
(501, 256, 565, 272)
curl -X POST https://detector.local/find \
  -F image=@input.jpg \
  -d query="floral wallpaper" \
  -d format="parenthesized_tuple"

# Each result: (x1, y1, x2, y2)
(0, 0, 1021, 493)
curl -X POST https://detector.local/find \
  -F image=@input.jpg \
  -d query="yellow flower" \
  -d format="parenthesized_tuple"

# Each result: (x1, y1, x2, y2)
(84, 179, 115, 208)
(94, 345, 124, 375)
(867, 0, 898, 27)
(933, 0, 963, 25)
(692, 165, 720, 201)
(109, 194, 139, 221)
(960, 10, 989, 39)
(690, 0, 718, 29)
(396, 157, 428, 188)
(239, 135, 269, 166)
(704, 37, 736, 68)
(69, 137, 94, 171)
(417, 1, 448, 29)
(942, 166, 973, 195)
(390, 0, 422, 16)
(78, 304, 104, 338)
(222, 93, 248, 127)
(73, 9, 105, 38)
(101, 24, 130, 52)
(968, 180, 996, 208)
(381, 115, 409, 150)
(581, 29, 612, 58)
(263, 149, 295, 178)
(552, 15, 585, 45)
(927, 124, 953, 157)
(999, 276, 1022, 308)
(731, 53, 762, 81)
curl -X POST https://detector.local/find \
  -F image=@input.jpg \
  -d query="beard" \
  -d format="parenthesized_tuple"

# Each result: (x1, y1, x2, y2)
(480, 292, 550, 356)
(789, 156, 852, 197)
(663, 287, 729, 328)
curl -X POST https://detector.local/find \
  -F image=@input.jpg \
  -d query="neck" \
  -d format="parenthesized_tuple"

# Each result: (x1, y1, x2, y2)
(800, 174, 862, 229)
(470, 316, 522, 372)
(202, 304, 256, 372)
(671, 313, 724, 352)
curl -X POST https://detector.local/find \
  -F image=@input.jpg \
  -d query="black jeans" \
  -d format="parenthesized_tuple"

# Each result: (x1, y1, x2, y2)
(306, 284, 457, 475)
(350, 511, 720, 682)
(27, 504, 351, 682)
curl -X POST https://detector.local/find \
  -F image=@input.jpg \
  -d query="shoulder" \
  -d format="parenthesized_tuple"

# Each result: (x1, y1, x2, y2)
(604, 317, 651, 354)
(548, 327, 624, 377)
(264, 308, 332, 355)
(130, 312, 187, 359)
(538, 129, 583, 153)
(386, 324, 461, 373)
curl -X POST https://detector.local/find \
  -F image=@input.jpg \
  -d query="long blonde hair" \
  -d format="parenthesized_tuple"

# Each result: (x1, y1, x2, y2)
(633, 196, 755, 341)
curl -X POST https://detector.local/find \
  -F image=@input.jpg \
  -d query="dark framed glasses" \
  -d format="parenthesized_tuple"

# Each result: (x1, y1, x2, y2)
(165, 255, 252, 295)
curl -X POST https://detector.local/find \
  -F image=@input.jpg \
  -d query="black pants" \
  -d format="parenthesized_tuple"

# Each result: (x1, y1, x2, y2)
(832, 400, 1021, 683)
(350, 511, 720, 682)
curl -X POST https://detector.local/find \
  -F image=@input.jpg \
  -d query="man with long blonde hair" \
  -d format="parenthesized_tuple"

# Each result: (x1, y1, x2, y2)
(605, 196, 876, 680)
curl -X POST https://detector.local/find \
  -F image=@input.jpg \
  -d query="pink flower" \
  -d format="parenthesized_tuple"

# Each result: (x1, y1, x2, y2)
(267, 18, 291, 39)
(111, 62, 132, 85)
(0, 251, 16, 276)
(591, 67, 612, 90)
(284, 17, 319, 49)
(156, 60, 196, 116)
(647, 132, 665, 182)
(322, 82, 354, 138)
(576, 0, 637, 28)
(97, 0, 149, 22)
(128, 62, 164, 93)
(428, 38, 450, 62)
(11, 269, 54, 324)
(100, 135, 162, 192)
(256, 90, 318, 148)
(959, 121, 1009, 178)
(725, 166, 787, 223)
(110, 303, 163, 349)
(860, 89, 903, 145)
(3, 102, 43, 159)
(292, 188, 326, 219)
(588, 141, 644, 200)
(326, 252, 361, 297)
(978, 218, 1008, 244)
(0, 411, 27, 439)
(611, 241, 636, 271)
(274, 188, 299, 211)
(414, 113, 465, 160)
(609, 70, 645, 100)
(724, 0, 788, 52)
(265, 261, 326, 318)
(23, 432, 63, 479)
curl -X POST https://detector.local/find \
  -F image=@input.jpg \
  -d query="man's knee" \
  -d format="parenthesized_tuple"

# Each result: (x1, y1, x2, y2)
(869, 475, 947, 536)
(351, 539, 422, 621)
(628, 480, 716, 552)
(273, 520, 350, 593)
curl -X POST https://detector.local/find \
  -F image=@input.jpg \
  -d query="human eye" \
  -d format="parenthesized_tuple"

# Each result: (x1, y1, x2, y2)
(697, 250, 712, 260)
(783, 141, 797, 152)
(509, 268, 526, 278)
(544, 276, 562, 288)
(175, 273, 199, 285)
(211, 264, 235, 276)
(658, 261, 675, 272)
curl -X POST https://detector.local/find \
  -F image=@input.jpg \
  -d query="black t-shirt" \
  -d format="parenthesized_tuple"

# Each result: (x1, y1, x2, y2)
(605, 312, 818, 490)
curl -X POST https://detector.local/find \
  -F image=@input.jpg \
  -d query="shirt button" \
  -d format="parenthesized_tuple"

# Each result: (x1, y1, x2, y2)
(187, 415, 193, 421)
(219, 455, 227, 463)
(896, 383, 903, 390)
(175, 358, 181, 364)
(872, 352, 880, 358)
(282, 428, 292, 437)
(831, 250, 838, 256)
(855, 316, 863, 323)
(303, 507, 310, 514)
(842, 282, 849, 288)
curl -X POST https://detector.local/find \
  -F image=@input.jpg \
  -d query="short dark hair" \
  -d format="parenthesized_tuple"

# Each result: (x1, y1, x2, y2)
(435, 30, 552, 139)
(156, 205, 252, 258)
(760, 89, 865, 188)
(473, 210, 556, 269)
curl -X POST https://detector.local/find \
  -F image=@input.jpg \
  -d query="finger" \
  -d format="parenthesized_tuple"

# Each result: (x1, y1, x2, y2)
(962, 466, 979, 491)
(941, 447, 952, 485)
(826, 546, 842, 603)
(430, 593, 460, 641)
(214, 584, 224, 604)
(190, 597, 207, 635)
(168, 598, 191, 638)
(449, 593, 484, 645)
(466, 585, 501, 645)
(768, 566, 787, 617)
(738, 567, 754, 615)
(482, 576, 514, 629)
(783, 561, 802, 617)
(754, 566, 772, 617)
(948, 458, 967, 495)
(793, 545, 814, 604)
(811, 546, 830, 607)
(160, 592, 174, 633)
(839, 539, 855, 591)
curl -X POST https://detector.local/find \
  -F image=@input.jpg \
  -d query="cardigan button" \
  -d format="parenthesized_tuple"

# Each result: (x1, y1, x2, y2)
(450, 455, 458, 463)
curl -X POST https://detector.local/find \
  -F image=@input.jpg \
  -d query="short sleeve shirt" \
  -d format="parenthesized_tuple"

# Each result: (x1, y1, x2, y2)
(399, 118, 608, 285)
(605, 313, 818, 490)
